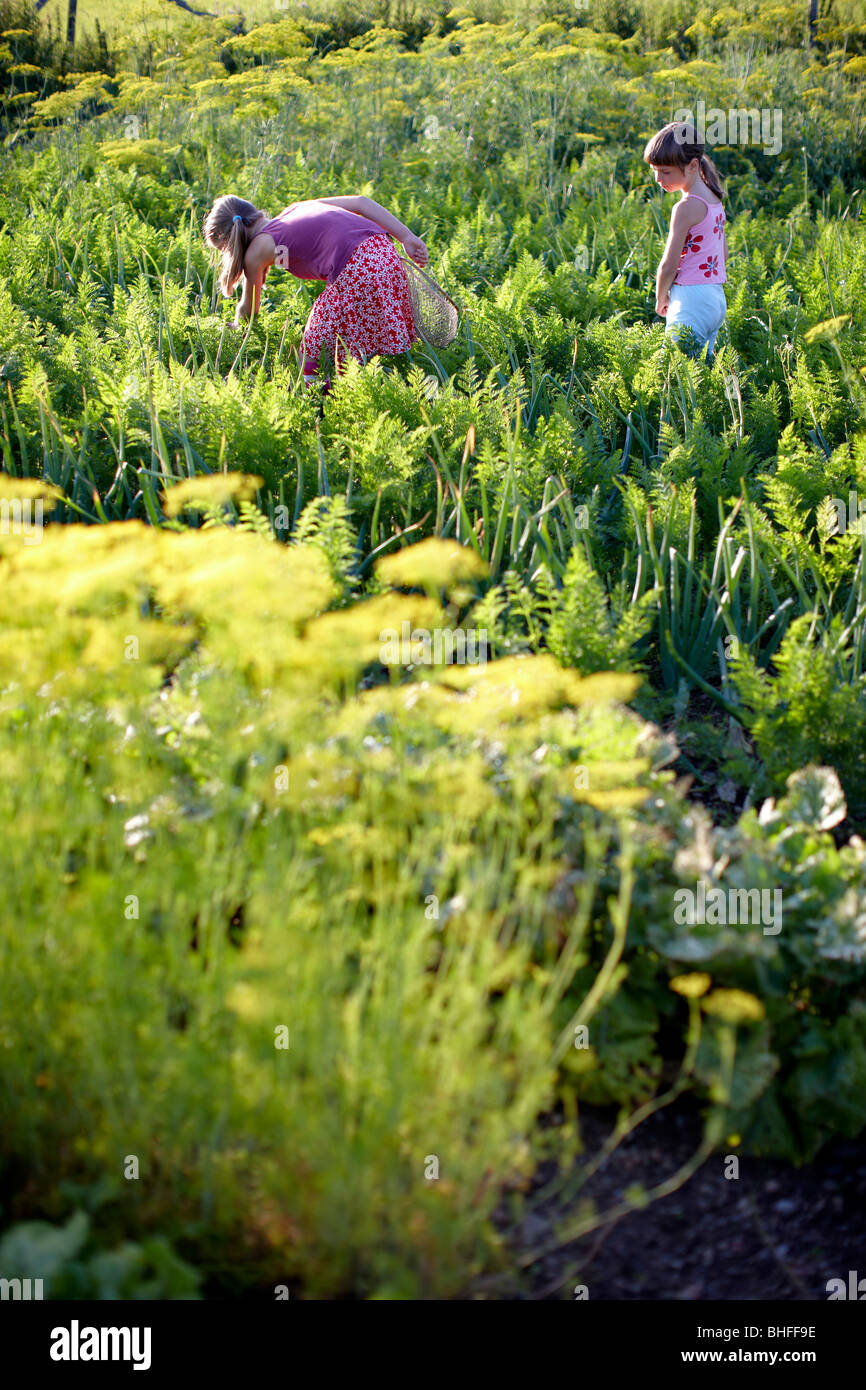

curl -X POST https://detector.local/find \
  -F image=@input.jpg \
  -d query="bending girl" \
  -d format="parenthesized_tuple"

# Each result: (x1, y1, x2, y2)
(203, 195, 429, 388)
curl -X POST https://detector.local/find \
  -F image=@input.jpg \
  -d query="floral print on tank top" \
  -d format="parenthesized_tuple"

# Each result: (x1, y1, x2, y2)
(676, 197, 727, 285)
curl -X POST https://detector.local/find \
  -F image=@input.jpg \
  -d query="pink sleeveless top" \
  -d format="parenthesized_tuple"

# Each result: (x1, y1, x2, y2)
(675, 195, 726, 285)
(250, 200, 386, 285)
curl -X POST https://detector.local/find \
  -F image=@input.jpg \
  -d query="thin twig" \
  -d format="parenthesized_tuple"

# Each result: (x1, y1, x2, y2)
(744, 1190, 812, 1298)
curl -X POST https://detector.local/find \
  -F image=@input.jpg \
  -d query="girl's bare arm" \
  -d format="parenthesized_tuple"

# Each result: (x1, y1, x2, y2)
(655, 200, 705, 311)
(234, 243, 273, 323)
(254, 265, 269, 315)
(317, 195, 410, 238)
(234, 273, 254, 323)
(316, 195, 429, 265)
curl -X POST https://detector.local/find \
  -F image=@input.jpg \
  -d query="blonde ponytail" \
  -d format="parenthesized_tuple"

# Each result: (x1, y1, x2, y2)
(202, 195, 262, 297)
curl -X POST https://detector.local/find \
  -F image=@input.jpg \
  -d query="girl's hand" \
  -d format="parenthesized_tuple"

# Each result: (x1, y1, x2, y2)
(656, 293, 669, 317)
(402, 233, 429, 266)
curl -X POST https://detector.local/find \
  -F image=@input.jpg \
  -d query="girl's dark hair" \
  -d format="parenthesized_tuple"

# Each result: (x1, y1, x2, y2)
(202, 195, 262, 297)
(643, 121, 725, 200)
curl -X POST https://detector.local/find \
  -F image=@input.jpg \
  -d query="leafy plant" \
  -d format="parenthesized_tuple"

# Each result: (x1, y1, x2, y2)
(0, 1212, 202, 1299)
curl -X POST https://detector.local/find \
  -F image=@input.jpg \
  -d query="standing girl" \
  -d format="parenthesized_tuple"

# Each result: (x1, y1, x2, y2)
(643, 122, 728, 362)
(202, 194, 429, 388)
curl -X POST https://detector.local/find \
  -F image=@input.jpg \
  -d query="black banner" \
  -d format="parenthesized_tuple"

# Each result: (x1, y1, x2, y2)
(1, 1299, 860, 1375)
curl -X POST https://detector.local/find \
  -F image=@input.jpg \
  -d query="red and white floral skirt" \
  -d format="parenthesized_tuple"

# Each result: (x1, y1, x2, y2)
(299, 233, 418, 379)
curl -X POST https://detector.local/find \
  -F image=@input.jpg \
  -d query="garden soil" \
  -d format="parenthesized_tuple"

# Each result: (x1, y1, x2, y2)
(522, 1097, 866, 1301)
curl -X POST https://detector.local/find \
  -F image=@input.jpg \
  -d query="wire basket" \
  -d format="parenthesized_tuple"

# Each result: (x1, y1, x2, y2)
(397, 253, 460, 349)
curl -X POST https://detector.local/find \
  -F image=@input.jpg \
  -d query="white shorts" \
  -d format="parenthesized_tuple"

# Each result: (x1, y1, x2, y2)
(666, 283, 727, 357)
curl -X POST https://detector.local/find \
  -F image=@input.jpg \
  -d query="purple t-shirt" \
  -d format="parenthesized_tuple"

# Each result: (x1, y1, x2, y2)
(251, 200, 387, 285)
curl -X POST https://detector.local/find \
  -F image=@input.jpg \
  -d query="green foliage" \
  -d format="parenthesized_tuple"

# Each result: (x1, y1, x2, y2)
(570, 764, 866, 1163)
(3, 0, 866, 1296)
(0, 1212, 202, 1299)
(475, 548, 654, 672)
(729, 615, 866, 826)
(0, 523, 690, 1298)
(292, 494, 360, 600)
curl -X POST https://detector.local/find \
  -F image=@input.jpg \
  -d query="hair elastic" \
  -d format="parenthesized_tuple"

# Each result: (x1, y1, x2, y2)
(232, 215, 242, 223)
